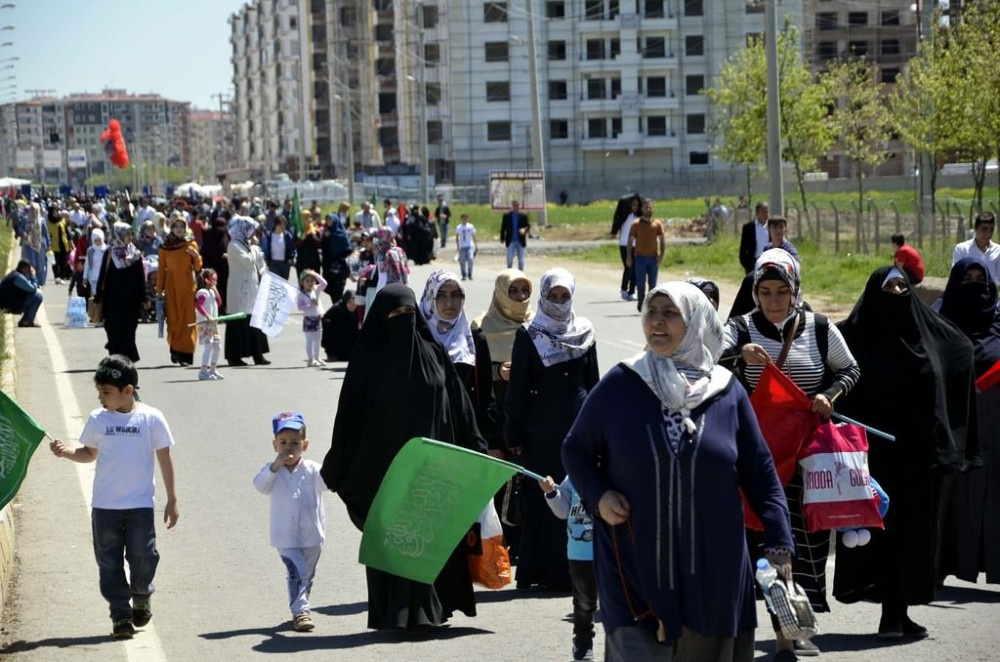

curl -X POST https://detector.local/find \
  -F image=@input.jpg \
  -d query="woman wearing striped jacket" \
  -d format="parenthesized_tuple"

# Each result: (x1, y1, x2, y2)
(720, 248, 860, 661)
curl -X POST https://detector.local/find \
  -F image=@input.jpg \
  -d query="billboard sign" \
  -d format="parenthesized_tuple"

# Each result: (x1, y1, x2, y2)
(489, 170, 546, 211)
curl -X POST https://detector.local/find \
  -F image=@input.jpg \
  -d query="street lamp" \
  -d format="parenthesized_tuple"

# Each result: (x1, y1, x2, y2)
(332, 91, 356, 204)
(405, 74, 429, 205)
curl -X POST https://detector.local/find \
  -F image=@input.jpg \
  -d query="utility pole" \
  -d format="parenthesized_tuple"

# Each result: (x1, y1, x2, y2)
(416, 3, 429, 205)
(765, 0, 784, 215)
(524, 0, 547, 226)
(338, 36, 355, 205)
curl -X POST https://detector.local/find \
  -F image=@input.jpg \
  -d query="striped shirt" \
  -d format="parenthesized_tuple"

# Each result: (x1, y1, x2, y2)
(721, 310, 860, 399)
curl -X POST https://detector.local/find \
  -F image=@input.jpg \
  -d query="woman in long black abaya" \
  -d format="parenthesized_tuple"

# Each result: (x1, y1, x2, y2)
(95, 222, 146, 362)
(833, 266, 977, 638)
(934, 258, 1000, 584)
(321, 284, 487, 631)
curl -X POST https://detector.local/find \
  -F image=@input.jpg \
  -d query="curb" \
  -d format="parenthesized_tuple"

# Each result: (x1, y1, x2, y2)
(0, 302, 17, 618)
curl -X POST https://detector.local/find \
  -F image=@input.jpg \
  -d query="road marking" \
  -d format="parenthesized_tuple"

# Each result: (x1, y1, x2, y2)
(38, 307, 169, 662)
(600, 337, 646, 352)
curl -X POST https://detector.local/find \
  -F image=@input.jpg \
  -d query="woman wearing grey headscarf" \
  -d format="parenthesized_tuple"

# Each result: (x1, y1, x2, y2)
(224, 216, 270, 366)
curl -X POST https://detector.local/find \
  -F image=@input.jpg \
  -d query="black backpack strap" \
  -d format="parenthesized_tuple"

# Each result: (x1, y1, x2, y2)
(813, 313, 829, 364)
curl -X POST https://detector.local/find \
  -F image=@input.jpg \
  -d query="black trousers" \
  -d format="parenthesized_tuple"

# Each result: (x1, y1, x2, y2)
(618, 246, 635, 294)
(568, 559, 597, 642)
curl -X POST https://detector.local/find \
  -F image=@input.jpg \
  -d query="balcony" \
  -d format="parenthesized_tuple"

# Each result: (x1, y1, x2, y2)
(578, 57, 624, 74)
(579, 95, 621, 114)
(581, 132, 678, 151)
(641, 93, 679, 111)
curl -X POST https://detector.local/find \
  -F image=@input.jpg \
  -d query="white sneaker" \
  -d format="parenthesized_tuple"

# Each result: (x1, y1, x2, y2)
(210, 368, 224, 380)
(198, 368, 213, 381)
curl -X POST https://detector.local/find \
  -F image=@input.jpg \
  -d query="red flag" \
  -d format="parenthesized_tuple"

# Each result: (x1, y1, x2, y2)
(976, 358, 1000, 392)
(743, 363, 817, 530)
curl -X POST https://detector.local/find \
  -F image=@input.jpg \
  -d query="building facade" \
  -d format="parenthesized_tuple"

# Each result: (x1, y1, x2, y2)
(0, 89, 190, 187)
(189, 109, 236, 182)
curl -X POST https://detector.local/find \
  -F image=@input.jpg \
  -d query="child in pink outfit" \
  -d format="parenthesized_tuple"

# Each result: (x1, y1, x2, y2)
(296, 269, 327, 367)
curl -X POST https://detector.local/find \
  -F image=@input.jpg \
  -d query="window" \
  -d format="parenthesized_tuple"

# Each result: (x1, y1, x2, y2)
(486, 81, 510, 101)
(610, 77, 621, 98)
(645, 0, 664, 18)
(585, 0, 603, 20)
(588, 118, 607, 138)
(684, 0, 703, 17)
(689, 151, 709, 165)
(685, 35, 704, 56)
(546, 1, 565, 18)
(610, 38, 621, 58)
(849, 40, 868, 57)
(881, 10, 900, 26)
(378, 126, 398, 149)
(312, 24, 327, 42)
(375, 24, 392, 42)
(848, 11, 868, 27)
(425, 82, 441, 105)
(422, 5, 439, 28)
(745, 0, 763, 14)
(644, 37, 666, 58)
(646, 76, 667, 97)
(548, 41, 567, 60)
(817, 41, 837, 61)
(612, 117, 622, 138)
(549, 80, 568, 100)
(487, 121, 511, 141)
(586, 39, 606, 60)
(550, 119, 569, 139)
(485, 42, 509, 62)
(685, 74, 704, 95)
(647, 116, 667, 136)
(687, 113, 706, 135)
(427, 120, 443, 143)
(424, 43, 440, 64)
(881, 39, 900, 55)
(746, 32, 763, 47)
(484, 2, 507, 22)
(881, 67, 900, 84)
(587, 78, 606, 100)
(816, 13, 838, 30)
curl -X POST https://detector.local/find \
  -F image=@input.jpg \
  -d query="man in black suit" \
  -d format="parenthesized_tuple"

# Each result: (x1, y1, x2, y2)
(739, 201, 770, 274)
(500, 200, 530, 270)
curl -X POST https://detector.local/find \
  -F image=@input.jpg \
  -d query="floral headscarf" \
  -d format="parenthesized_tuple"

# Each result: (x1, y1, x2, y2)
(374, 227, 408, 285)
(527, 268, 595, 367)
(419, 270, 476, 366)
(109, 222, 142, 269)
(227, 215, 258, 249)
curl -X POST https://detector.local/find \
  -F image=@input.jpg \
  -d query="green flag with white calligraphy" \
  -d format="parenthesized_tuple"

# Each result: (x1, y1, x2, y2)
(359, 438, 519, 584)
(0, 389, 46, 509)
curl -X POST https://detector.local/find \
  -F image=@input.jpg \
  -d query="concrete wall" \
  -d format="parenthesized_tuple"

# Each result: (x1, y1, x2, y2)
(0, 307, 18, 614)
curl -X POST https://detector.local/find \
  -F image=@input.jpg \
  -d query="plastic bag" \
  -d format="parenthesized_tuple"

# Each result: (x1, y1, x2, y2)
(799, 422, 883, 532)
(466, 500, 511, 589)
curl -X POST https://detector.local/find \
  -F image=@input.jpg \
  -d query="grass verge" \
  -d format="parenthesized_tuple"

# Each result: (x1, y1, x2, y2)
(0, 227, 11, 375)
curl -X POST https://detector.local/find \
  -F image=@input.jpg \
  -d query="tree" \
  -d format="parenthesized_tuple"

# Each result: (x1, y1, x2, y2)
(825, 58, 893, 253)
(705, 25, 833, 229)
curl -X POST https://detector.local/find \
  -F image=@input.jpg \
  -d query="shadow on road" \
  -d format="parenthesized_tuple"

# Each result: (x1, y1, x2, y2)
(807, 632, 927, 654)
(474, 588, 570, 604)
(312, 601, 367, 616)
(933, 583, 1000, 605)
(1, 634, 115, 653)
(199, 624, 493, 653)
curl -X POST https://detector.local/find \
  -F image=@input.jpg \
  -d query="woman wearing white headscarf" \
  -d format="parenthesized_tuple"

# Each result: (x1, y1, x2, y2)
(505, 267, 599, 591)
(420, 270, 499, 446)
(224, 216, 271, 366)
(95, 222, 146, 361)
(563, 282, 793, 661)
(719, 248, 860, 658)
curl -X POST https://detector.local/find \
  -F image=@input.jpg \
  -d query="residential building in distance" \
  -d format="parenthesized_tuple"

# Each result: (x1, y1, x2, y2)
(0, 89, 190, 187)
(803, 0, 921, 177)
(189, 109, 235, 183)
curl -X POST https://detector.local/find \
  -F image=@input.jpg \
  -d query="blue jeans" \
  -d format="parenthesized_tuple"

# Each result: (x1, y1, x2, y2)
(506, 242, 525, 270)
(21, 245, 47, 286)
(634, 256, 659, 307)
(19, 289, 43, 325)
(458, 246, 475, 278)
(439, 221, 449, 247)
(279, 546, 322, 615)
(92, 508, 160, 621)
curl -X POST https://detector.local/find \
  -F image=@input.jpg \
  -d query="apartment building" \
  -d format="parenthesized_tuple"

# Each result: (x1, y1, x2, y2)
(0, 89, 189, 185)
(189, 109, 236, 182)
(803, 0, 921, 177)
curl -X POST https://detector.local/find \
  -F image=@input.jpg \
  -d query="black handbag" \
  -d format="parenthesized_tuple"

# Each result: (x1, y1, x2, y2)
(500, 474, 524, 527)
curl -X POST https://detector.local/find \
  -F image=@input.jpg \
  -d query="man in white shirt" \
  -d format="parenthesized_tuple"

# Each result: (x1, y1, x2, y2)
(134, 197, 157, 233)
(455, 214, 478, 280)
(952, 212, 1000, 284)
(68, 199, 89, 230)
(353, 201, 381, 231)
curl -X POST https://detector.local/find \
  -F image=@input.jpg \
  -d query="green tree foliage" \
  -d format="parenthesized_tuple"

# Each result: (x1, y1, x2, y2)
(705, 25, 833, 227)
(825, 58, 893, 252)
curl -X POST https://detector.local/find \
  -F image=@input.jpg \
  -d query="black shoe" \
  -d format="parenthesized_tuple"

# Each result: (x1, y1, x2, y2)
(253, 357, 272, 366)
(572, 637, 595, 660)
(132, 601, 152, 627)
(877, 617, 903, 640)
(227, 359, 248, 367)
(901, 616, 928, 639)
(111, 618, 135, 639)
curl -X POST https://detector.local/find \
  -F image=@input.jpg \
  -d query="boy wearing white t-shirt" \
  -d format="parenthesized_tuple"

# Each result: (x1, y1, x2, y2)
(50, 355, 179, 640)
(455, 214, 478, 281)
(252, 411, 326, 632)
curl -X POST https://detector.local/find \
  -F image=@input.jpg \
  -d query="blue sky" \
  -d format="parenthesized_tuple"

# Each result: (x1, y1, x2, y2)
(2, 0, 236, 109)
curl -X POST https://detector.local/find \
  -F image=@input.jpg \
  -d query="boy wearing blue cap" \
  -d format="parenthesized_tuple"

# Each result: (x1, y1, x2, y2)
(252, 411, 327, 632)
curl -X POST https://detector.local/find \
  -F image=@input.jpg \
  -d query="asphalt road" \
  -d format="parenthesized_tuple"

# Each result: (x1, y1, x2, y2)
(2, 250, 998, 661)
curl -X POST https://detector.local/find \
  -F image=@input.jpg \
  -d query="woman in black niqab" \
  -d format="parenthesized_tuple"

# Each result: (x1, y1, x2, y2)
(321, 283, 487, 631)
(833, 266, 977, 638)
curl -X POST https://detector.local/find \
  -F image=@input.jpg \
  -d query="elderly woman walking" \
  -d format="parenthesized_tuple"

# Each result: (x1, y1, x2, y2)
(224, 216, 271, 366)
(563, 282, 793, 661)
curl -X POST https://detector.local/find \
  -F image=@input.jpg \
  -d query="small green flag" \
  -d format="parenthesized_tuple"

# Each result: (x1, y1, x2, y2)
(0, 389, 47, 510)
(290, 188, 303, 236)
(360, 438, 520, 584)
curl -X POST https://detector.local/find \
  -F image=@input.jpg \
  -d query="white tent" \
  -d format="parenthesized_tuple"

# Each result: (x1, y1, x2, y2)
(174, 182, 205, 197)
(0, 176, 31, 188)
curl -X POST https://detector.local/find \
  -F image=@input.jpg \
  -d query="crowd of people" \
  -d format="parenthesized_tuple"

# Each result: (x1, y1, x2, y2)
(12, 188, 1000, 661)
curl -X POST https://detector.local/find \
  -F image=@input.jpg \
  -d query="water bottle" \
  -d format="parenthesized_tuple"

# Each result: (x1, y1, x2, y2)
(756, 558, 777, 612)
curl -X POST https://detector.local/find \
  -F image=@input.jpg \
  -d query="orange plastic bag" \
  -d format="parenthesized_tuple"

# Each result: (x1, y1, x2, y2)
(743, 364, 817, 530)
(466, 501, 511, 589)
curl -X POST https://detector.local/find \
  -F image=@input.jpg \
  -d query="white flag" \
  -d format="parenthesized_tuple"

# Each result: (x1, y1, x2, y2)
(250, 271, 299, 338)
